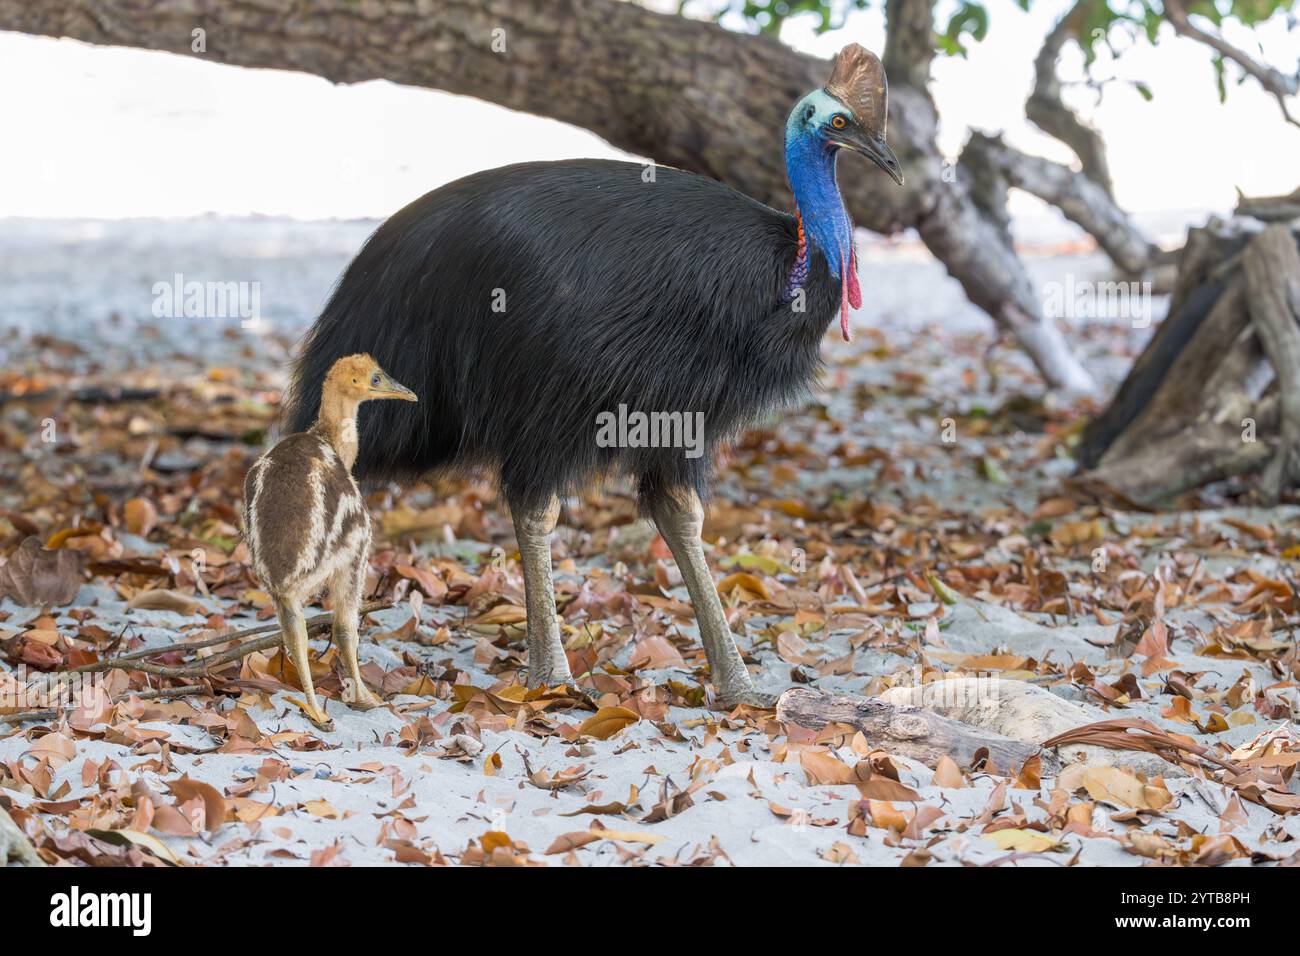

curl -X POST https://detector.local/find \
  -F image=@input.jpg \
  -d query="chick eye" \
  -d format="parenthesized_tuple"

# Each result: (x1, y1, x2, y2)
(370, 373, 381, 386)
(831, 114, 848, 130)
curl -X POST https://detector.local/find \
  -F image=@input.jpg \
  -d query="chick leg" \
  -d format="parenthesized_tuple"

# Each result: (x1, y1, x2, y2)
(511, 493, 573, 688)
(275, 596, 334, 730)
(331, 562, 383, 710)
(649, 488, 776, 709)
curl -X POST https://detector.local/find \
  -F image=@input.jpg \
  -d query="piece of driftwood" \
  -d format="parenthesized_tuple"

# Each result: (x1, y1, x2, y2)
(1076, 211, 1300, 506)
(0, 806, 43, 867)
(777, 688, 1043, 772)
(1243, 225, 1300, 502)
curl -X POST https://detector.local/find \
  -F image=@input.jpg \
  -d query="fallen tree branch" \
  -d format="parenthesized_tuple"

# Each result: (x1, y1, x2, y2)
(1074, 218, 1300, 505)
(777, 687, 1044, 772)
(69, 600, 392, 677)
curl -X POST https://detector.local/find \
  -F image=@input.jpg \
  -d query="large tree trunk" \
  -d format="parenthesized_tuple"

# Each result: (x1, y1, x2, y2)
(0, 0, 1094, 391)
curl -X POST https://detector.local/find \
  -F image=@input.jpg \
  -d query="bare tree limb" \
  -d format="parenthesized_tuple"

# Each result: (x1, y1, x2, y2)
(1076, 216, 1300, 506)
(962, 131, 1158, 274)
(883, 0, 935, 91)
(1026, 1, 1115, 196)
(881, 0, 1096, 391)
(1164, 0, 1300, 128)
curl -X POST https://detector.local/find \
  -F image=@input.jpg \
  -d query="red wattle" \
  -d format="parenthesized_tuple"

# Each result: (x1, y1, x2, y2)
(840, 279, 852, 342)
(847, 248, 862, 310)
(838, 248, 859, 342)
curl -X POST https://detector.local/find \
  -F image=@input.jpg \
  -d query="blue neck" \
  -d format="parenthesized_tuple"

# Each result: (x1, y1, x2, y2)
(784, 134, 853, 280)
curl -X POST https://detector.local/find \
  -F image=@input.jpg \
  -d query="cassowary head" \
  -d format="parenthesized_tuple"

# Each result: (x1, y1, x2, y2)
(322, 353, 419, 405)
(787, 43, 903, 186)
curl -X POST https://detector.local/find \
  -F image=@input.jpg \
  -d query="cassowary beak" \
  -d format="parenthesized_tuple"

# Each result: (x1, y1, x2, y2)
(832, 123, 904, 186)
(369, 370, 419, 402)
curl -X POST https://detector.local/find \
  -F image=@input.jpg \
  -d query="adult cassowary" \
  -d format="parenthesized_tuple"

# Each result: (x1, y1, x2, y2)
(284, 44, 903, 708)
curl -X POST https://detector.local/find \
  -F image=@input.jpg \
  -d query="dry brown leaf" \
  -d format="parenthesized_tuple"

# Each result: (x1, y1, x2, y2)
(123, 497, 159, 536)
(800, 749, 856, 786)
(0, 536, 84, 606)
(127, 589, 203, 616)
(577, 706, 639, 740)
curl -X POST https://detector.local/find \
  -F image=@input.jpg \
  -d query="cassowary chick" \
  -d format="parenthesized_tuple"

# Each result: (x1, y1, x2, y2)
(243, 354, 417, 728)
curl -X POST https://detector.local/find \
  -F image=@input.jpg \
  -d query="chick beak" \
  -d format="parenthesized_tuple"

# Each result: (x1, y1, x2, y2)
(833, 123, 904, 186)
(369, 371, 418, 402)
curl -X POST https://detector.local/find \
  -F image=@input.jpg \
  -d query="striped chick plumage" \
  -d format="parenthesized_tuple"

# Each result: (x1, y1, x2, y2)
(243, 431, 370, 603)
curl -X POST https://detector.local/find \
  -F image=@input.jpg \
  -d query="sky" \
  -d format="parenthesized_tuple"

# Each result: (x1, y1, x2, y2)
(0, 0, 1296, 222)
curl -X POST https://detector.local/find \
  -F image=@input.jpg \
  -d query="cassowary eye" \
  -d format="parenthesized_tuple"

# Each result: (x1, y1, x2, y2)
(831, 114, 847, 129)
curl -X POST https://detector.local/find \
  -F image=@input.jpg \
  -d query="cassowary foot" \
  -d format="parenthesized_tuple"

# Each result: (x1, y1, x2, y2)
(344, 683, 385, 711)
(300, 701, 335, 731)
(714, 684, 781, 711)
(523, 660, 575, 691)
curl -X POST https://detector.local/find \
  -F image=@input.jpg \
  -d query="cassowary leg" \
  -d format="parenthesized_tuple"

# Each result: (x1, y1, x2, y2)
(274, 596, 334, 730)
(511, 494, 574, 688)
(649, 489, 776, 709)
(330, 562, 383, 710)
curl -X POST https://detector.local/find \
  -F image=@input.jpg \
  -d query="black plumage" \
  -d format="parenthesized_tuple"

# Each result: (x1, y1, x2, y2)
(284, 159, 841, 513)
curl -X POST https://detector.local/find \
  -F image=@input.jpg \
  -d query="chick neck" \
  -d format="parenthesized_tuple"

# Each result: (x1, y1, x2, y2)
(313, 386, 364, 472)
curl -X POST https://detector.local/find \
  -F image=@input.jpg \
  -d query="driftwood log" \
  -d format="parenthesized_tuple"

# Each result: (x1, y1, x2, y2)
(1077, 191, 1300, 507)
(777, 688, 1044, 773)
